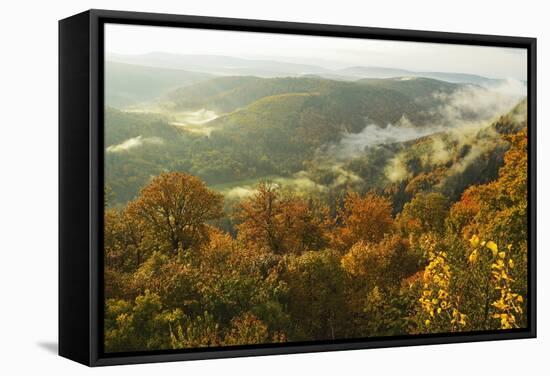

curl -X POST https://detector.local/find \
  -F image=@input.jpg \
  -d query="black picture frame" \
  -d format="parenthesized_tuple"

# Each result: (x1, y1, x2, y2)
(59, 9, 537, 367)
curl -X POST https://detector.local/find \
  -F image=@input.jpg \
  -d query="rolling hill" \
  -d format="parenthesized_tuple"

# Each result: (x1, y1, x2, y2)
(105, 61, 213, 108)
(103, 71, 525, 208)
(357, 77, 458, 100)
(162, 75, 459, 124)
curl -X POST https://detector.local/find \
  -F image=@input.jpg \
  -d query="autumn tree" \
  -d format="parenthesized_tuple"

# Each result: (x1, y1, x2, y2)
(104, 290, 179, 352)
(398, 192, 449, 240)
(234, 182, 329, 254)
(446, 182, 497, 240)
(446, 129, 527, 244)
(104, 205, 150, 271)
(104, 206, 150, 299)
(341, 235, 415, 286)
(490, 128, 528, 248)
(223, 313, 271, 346)
(170, 311, 221, 349)
(340, 234, 418, 336)
(445, 128, 529, 321)
(131, 251, 200, 310)
(128, 172, 224, 254)
(283, 250, 346, 340)
(332, 192, 394, 251)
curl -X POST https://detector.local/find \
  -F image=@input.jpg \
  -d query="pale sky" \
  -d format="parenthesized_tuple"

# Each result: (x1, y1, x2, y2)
(105, 23, 527, 80)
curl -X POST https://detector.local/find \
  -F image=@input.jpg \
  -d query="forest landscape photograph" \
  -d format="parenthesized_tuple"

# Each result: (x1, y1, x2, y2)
(102, 24, 530, 353)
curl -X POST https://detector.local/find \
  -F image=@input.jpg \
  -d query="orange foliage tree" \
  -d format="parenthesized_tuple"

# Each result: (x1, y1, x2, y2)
(127, 172, 224, 254)
(234, 182, 329, 254)
(332, 192, 394, 251)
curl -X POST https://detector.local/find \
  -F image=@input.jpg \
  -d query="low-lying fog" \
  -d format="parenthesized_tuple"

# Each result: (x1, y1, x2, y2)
(107, 82, 526, 201)
(332, 84, 523, 160)
(170, 109, 220, 136)
(106, 135, 164, 153)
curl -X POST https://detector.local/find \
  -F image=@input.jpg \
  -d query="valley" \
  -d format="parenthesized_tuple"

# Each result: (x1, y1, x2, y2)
(104, 63, 526, 214)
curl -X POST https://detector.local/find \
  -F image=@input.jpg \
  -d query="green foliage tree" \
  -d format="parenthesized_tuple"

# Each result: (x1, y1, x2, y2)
(398, 192, 449, 241)
(283, 250, 346, 340)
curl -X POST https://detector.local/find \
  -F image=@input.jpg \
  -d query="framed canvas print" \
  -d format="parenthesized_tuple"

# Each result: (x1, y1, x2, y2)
(59, 9, 536, 366)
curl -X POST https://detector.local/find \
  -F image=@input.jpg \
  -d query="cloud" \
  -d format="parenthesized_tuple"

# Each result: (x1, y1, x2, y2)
(329, 165, 363, 187)
(225, 186, 257, 200)
(385, 155, 409, 182)
(482, 78, 527, 97)
(331, 85, 525, 186)
(446, 126, 500, 175)
(432, 84, 523, 126)
(335, 120, 443, 159)
(223, 173, 327, 200)
(330, 83, 523, 165)
(285, 171, 329, 191)
(106, 135, 164, 153)
(427, 136, 452, 165)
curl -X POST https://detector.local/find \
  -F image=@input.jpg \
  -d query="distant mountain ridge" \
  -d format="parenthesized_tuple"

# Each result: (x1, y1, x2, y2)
(107, 52, 330, 78)
(105, 61, 213, 107)
(106, 52, 514, 87)
(340, 66, 504, 86)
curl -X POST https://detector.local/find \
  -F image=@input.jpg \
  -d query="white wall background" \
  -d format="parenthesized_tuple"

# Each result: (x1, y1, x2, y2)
(0, 0, 546, 373)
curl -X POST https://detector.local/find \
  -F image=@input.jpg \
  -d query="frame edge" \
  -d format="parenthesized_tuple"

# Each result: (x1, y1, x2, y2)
(65, 8, 537, 367)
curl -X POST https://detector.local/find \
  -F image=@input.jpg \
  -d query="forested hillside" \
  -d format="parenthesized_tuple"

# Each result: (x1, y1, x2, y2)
(105, 75, 521, 208)
(103, 59, 528, 352)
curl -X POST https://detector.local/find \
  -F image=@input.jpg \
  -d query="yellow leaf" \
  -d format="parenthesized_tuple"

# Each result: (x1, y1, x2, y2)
(469, 235, 480, 247)
(468, 250, 478, 264)
(486, 241, 498, 257)
(498, 251, 506, 259)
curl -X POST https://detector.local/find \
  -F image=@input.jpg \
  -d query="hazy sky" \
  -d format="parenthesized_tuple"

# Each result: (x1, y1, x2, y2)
(105, 23, 527, 80)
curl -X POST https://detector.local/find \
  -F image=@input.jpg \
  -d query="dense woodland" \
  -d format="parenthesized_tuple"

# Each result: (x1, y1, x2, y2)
(103, 68, 528, 352)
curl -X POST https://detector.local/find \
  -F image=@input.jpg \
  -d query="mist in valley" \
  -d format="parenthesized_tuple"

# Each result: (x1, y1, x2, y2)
(103, 31, 527, 208)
